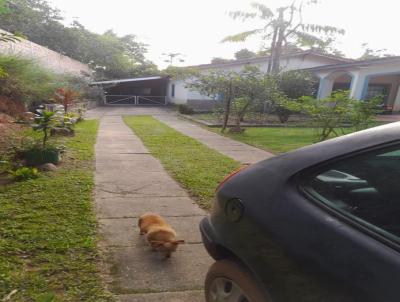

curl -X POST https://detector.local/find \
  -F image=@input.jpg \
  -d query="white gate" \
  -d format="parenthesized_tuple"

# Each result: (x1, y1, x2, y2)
(105, 95, 166, 106)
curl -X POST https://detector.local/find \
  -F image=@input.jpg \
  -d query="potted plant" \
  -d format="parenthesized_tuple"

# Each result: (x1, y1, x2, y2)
(24, 111, 61, 165)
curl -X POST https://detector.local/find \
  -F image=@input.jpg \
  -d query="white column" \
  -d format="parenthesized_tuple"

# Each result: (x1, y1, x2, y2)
(393, 85, 400, 112)
(350, 72, 370, 100)
(317, 77, 334, 99)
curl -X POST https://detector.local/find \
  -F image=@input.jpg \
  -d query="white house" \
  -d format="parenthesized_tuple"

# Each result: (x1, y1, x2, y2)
(308, 56, 400, 112)
(168, 50, 400, 113)
(167, 50, 352, 110)
(93, 50, 400, 113)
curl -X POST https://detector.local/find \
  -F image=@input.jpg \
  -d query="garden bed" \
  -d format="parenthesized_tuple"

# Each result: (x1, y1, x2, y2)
(180, 112, 313, 127)
(0, 120, 112, 301)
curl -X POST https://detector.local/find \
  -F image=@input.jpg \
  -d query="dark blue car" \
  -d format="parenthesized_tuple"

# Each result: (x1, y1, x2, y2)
(200, 122, 400, 302)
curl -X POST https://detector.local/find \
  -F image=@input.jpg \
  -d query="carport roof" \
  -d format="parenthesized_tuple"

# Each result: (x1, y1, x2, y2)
(91, 76, 167, 85)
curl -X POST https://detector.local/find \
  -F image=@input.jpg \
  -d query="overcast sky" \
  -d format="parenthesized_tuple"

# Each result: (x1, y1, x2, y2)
(48, 0, 400, 69)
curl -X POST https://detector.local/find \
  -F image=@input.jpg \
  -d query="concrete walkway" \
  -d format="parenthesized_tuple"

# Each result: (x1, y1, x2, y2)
(95, 115, 211, 301)
(155, 115, 274, 164)
(88, 107, 274, 164)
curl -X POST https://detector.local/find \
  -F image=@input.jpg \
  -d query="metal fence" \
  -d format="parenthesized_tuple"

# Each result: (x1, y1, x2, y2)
(105, 95, 166, 106)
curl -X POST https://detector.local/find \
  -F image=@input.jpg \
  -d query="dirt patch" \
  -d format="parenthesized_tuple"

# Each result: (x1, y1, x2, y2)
(0, 113, 25, 151)
(0, 173, 13, 186)
(0, 113, 27, 178)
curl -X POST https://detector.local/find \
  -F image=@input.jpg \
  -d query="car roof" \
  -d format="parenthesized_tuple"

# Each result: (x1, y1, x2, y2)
(256, 122, 400, 176)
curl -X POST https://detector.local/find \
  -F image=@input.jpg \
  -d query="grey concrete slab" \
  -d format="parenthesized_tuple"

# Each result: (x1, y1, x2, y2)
(94, 114, 211, 301)
(95, 178, 187, 197)
(99, 216, 204, 246)
(110, 244, 211, 293)
(95, 188, 189, 200)
(117, 290, 204, 302)
(95, 153, 159, 162)
(95, 171, 183, 186)
(96, 196, 205, 218)
(154, 115, 274, 164)
(95, 161, 165, 173)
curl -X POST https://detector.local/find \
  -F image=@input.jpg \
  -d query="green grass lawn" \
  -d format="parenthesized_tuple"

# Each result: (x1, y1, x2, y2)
(0, 120, 112, 302)
(123, 116, 240, 209)
(209, 127, 357, 154)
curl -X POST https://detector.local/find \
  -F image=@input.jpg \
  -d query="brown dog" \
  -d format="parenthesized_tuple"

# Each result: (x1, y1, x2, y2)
(138, 213, 185, 258)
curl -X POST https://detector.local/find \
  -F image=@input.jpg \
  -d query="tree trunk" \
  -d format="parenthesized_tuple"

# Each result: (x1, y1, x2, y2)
(221, 81, 233, 132)
(43, 128, 48, 148)
(230, 101, 250, 133)
(267, 26, 278, 74)
(271, 9, 285, 74)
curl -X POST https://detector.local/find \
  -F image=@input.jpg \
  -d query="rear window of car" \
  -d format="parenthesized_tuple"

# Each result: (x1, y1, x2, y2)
(301, 143, 400, 244)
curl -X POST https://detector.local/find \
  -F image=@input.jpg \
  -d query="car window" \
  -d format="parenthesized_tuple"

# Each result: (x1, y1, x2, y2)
(303, 144, 400, 243)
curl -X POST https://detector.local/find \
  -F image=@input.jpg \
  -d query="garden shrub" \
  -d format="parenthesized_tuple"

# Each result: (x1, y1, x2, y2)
(283, 90, 381, 141)
(0, 55, 99, 113)
(11, 166, 39, 181)
(0, 55, 57, 110)
(273, 70, 318, 123)
(178, 104, 195, 115)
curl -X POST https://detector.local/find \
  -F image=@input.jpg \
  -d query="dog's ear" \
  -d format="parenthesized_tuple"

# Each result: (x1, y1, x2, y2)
(173, 240, 185, 245)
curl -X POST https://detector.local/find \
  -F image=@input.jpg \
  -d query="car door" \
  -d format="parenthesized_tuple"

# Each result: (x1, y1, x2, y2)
(298, 142, 400, 301)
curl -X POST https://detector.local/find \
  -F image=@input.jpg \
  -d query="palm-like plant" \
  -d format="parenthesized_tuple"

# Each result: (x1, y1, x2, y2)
(33, 110, 56, 148)
(223, 1, 345, 74)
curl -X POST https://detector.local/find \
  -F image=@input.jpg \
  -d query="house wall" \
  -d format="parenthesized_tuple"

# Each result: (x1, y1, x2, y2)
(0, 29, 91, 76)
(198, 54, 342, 74)
(394, 89, 400, 111)
(168, 54, 346, 109)
(167, 80, 188, 104)
(315, 60, 400, 103)
(280, 55, 345, 71)
(369, 75, 400, 105)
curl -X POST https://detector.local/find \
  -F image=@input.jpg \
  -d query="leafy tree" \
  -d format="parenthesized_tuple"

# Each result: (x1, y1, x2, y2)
(0, 0, 65, 51)
(273, 70, 318, 122)
(234, 48, 256, 60)
(187, 70, 238, 132)
(278, 70, 318, 99)
(230, 66, 278, 132)
(0, 0, 6, 13)
(223, 1, 344, 73)
(162, 52, 185, 65)
(283, 90, 381, 141)
(188, 66, 278, 132)
(0, 0, 158, 79)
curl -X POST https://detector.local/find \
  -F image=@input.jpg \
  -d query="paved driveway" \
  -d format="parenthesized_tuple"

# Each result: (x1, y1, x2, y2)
(95, 115, 208, 301)
(88, 106, 274, 164)
(89, 106, 274, 301)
